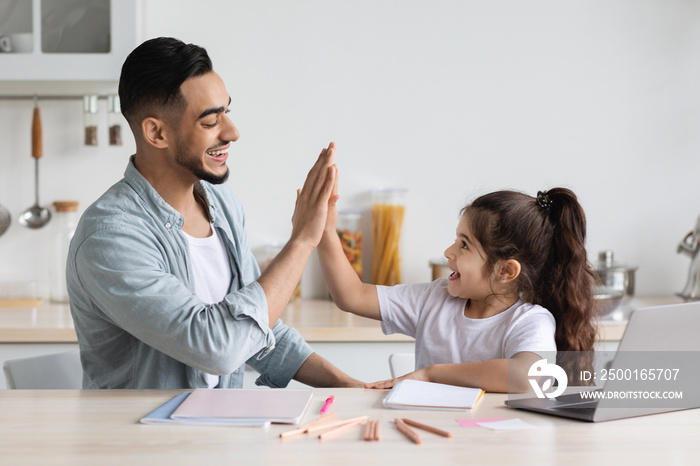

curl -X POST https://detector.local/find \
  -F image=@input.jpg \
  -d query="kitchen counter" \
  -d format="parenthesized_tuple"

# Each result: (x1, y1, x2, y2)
(0, 299, 413, 344)
(0, 296, 687, 388)
(0, 296, 685, 344)
(0, 296, 682, 343)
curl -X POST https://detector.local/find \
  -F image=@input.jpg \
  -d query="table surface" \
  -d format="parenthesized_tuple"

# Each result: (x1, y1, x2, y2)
(3, 297, 679, 344)
(1, 387, 698, 465)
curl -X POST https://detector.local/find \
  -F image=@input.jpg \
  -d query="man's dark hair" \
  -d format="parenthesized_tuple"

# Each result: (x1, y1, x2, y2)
(118, 37, 213, 127)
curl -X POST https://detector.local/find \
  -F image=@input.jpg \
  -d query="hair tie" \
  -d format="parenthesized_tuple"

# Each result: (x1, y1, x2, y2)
(536, 191, 552, 212)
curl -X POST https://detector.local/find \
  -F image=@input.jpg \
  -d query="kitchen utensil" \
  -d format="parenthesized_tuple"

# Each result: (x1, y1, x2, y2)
(19, 101, 51, 229)
(593, 250, 637, 300)
(677, 215, 700, 301)
(0, 202, 10, 236)
(593, 286, 624, 317)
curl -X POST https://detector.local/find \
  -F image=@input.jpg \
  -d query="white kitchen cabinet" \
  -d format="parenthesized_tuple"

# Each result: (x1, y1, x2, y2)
(0, 0, 138, 82)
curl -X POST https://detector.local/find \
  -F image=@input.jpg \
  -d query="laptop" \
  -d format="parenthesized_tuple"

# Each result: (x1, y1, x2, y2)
(505, 301, 700, 422)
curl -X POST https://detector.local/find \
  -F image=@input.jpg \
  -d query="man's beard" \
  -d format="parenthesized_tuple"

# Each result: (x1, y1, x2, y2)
(175, 140, 230, 185)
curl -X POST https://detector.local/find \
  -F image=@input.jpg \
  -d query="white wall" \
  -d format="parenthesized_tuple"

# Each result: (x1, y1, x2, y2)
(1, 0, 699, 298)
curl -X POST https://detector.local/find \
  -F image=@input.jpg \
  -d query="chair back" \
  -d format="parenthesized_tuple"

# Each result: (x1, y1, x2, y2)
(388, 352, 415, 378)
(3, 350, 82, 389)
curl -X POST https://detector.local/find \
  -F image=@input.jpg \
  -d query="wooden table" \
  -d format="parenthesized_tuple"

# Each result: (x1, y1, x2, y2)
(1, 388, 698, 464)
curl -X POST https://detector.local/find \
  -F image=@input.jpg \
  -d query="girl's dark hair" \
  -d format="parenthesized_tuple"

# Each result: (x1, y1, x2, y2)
(463, 188, 597, 383)
(118, 37, 213, 126)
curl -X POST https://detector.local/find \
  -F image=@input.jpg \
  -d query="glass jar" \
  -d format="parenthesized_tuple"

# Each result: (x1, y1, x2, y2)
(50, 201, 79, 303)
(429, 257, 450, 281)
(337, 210, 363, 280)
(107, 95, 123, 146)
(371, 188, 407, 286)
(83, 95, 99, 146)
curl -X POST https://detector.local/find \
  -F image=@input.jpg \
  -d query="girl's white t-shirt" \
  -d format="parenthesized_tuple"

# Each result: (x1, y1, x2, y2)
(377, 278, 556, 371)
(183, 227, 233, 388)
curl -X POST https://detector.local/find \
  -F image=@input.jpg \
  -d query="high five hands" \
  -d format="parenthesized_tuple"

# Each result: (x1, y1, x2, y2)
(291, 142, 338, 251)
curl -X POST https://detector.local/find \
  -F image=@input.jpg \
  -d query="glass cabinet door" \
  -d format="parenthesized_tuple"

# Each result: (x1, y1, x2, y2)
(0, 0, 137, 81)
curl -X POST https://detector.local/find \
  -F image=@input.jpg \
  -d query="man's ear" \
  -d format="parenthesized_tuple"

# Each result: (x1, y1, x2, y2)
(498, 259, 521, 283)
(141, 117, 170, 149)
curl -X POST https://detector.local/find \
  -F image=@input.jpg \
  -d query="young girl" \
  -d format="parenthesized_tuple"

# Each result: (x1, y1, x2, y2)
(317, 187, 597, 393)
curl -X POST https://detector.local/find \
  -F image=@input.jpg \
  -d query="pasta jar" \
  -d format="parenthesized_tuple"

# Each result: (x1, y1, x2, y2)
(371, 188, 407, 286)
(336, 210, 363, 279)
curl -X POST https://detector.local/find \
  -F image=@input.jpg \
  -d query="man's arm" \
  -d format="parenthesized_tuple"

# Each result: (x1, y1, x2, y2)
(257, 142, 338, 328)
(293, 353, 365, 388)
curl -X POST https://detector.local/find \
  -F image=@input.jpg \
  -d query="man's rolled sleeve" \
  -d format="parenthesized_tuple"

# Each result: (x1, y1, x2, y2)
(247, 319, 313, 388)
(221, 280, 277, 356)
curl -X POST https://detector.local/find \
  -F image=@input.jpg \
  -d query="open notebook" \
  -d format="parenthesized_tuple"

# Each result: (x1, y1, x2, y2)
(383, 380, 484, 411)
(141, 388, 313, 426)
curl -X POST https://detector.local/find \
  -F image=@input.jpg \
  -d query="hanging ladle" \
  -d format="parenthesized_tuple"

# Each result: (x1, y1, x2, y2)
(19, 98, 51, 229)
(0, 202, 10, 236)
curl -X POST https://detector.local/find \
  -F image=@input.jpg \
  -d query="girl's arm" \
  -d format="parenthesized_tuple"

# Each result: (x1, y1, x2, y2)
(364, 352, 542, 393)
(316, 173, 381, 320)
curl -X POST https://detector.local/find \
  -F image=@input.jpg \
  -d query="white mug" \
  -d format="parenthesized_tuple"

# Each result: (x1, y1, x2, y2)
(8, 33, 33, 53)
(0, 35, 11, 53)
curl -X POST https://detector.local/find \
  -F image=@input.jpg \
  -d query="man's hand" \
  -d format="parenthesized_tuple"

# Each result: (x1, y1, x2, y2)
(258, 142, 339, 326)
(290, 142, 338, 250)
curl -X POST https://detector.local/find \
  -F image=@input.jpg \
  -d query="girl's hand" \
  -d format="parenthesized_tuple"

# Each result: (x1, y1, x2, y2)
(364, 368, 431, 390)
(323, 166, 340, 237)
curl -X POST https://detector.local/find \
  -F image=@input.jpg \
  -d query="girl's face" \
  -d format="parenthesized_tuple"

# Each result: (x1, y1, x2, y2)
(443, 213, 494, 301)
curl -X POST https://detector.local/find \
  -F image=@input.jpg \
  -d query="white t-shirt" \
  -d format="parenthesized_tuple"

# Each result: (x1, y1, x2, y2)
(183, 227, 233, 388)
(378, 278, 556, 371)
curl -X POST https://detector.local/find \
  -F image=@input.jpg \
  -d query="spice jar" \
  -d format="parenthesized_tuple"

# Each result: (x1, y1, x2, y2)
(337, 210, 363, 279)
(371, 188, 407, 286)
(83, 95, 98, 146)
(107, 95, 122, 146)
(50, 201, 79, 303)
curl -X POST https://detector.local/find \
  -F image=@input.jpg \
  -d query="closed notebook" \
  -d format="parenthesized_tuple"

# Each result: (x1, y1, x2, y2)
(169, 388, 313, 425)
(140, 392, 271, 427)
(383, 380, 484, 411)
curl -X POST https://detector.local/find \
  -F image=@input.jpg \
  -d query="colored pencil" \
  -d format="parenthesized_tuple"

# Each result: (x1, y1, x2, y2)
(306, 415, 369, 434)
(279, 413, 338, 438)
(402, 418, 453, 438)
(318, 418, 366, 440)
(395, 418, 421, 445)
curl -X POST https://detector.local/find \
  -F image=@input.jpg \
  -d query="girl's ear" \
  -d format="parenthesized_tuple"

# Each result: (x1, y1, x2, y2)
(141, 117, 170, 149)
(498, 259, 521, 283)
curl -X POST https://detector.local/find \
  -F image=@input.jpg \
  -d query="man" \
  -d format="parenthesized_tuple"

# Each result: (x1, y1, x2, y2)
(67, 37, 362, 389)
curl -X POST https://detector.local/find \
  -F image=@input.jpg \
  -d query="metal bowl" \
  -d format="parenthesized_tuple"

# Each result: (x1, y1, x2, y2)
(594, 250, 637, 299)
(593, 286, 624, 317)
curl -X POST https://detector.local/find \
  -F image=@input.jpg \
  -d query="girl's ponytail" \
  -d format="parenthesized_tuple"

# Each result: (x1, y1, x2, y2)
(536, 188, 597, 383)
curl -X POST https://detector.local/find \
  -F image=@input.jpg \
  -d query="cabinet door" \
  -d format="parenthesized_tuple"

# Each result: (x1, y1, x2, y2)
(0, 0, 137, 81)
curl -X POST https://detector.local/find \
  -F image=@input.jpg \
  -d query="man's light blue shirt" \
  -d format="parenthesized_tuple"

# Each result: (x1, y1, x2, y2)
(67, 157, 313, 388)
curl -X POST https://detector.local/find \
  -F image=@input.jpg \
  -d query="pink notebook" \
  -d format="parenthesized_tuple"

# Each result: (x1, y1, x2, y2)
(170, 388, 313, 425)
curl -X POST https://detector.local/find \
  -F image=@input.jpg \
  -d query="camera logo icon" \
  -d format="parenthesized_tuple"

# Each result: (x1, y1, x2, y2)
(528, 359, 568, 399)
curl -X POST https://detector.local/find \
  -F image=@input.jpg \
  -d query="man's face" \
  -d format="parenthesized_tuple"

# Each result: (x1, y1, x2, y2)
(173, 71, 240, 184)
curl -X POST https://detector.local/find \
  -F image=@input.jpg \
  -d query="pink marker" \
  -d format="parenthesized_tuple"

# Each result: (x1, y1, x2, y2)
(320, 396, 335, 415)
